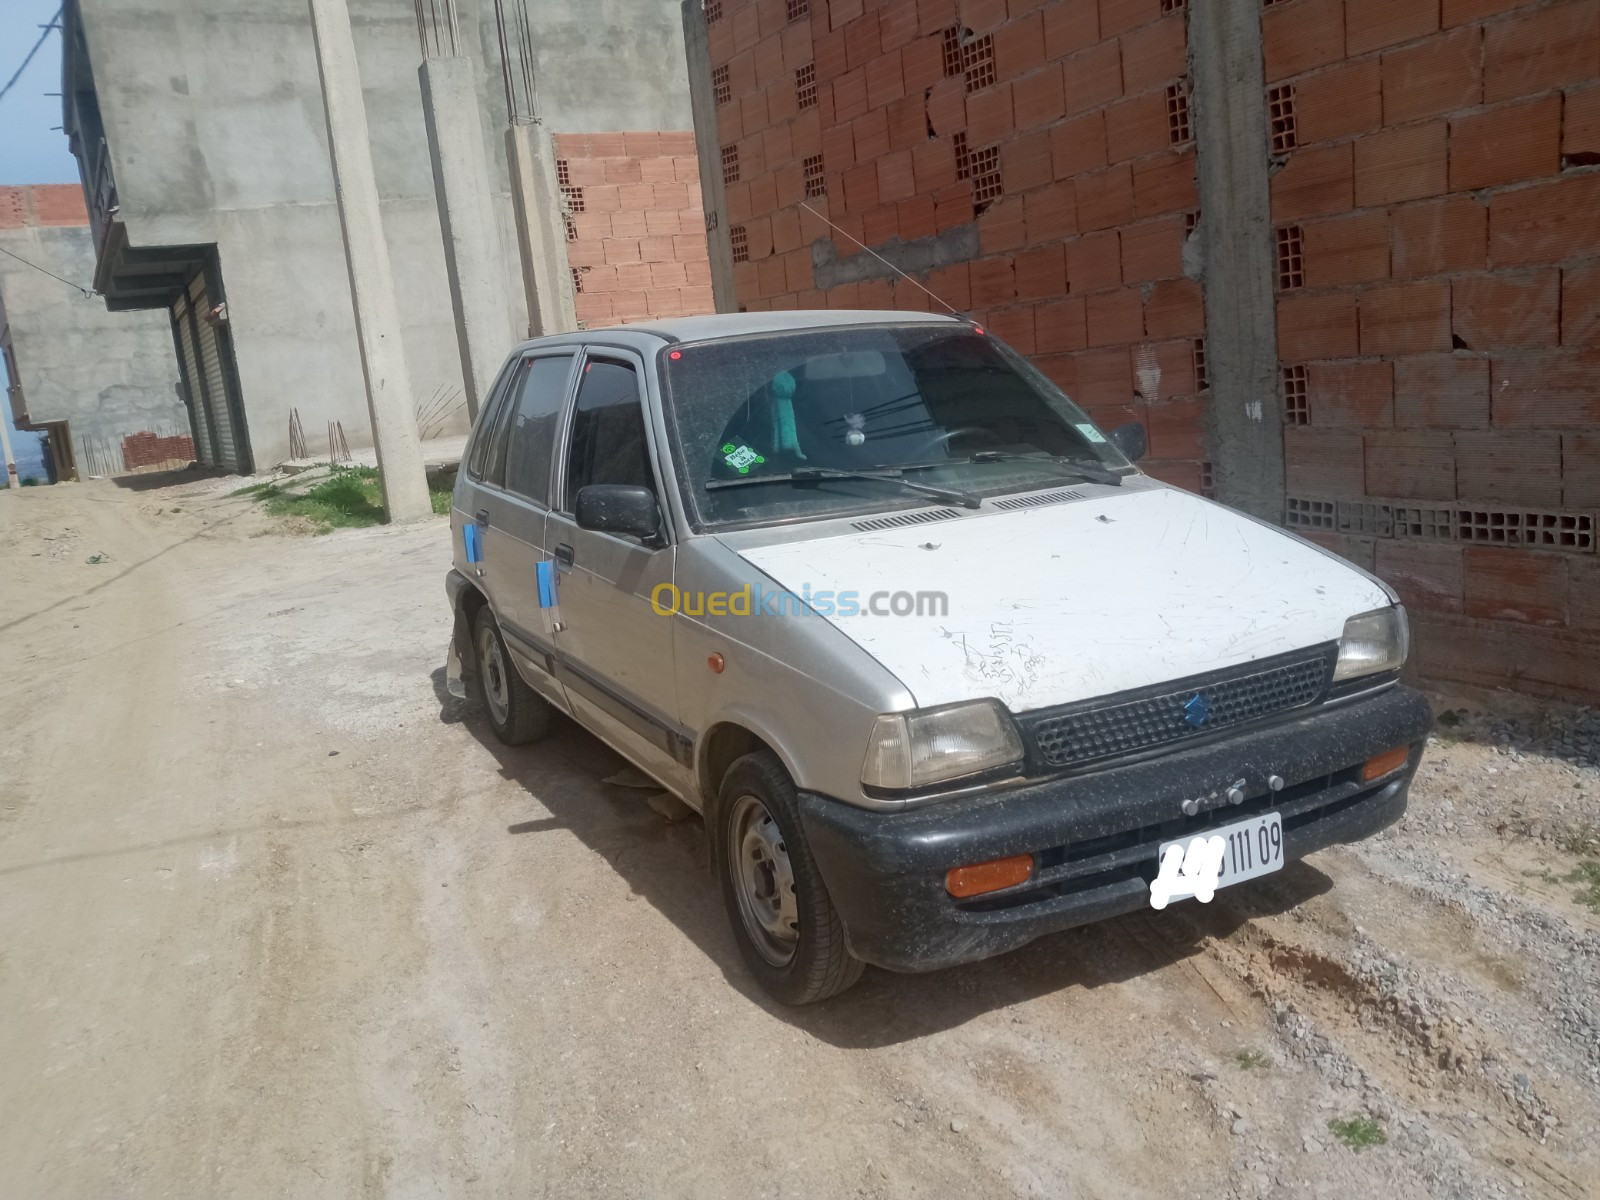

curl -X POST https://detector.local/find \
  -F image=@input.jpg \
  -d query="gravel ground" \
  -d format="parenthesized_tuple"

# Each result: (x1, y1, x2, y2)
(1, 475, 1596, 1199)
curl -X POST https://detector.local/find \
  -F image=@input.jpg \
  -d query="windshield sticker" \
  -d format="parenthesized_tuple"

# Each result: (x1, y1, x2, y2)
(721, 442, 765, 474)
(1075, 423, 1107, 443)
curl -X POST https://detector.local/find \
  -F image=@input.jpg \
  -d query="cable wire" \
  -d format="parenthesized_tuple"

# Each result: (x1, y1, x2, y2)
(0, 244, 94, 298)
(0, 7, 64, 108)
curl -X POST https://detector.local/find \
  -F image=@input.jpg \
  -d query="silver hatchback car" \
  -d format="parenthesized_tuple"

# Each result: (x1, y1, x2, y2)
(446, 312, 1429, 1003)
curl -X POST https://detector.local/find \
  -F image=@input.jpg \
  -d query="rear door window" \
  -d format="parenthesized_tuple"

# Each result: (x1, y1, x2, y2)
(466, 359, 520, 481)
(503, 354, 574, 506)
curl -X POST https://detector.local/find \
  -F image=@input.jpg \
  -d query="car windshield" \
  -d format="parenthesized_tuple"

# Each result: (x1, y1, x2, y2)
(658, 322, 1131, 529)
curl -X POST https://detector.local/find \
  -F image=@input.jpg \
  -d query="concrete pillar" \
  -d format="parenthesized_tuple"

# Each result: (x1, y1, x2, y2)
(1189, 0, 1284, 522)
(420, 55, 516, 420)
(506, 122, 577, 337)
(306, 0, 431, 522)
(682, 0, 736, 312)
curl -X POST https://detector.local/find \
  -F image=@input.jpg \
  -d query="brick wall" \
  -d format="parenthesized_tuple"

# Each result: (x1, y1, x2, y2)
(120, 431, 196, 470)
(556, 133, 716, 327)
(1268, 0, 1600, 700)
(0, 185, 90, 230)
(707, 0, 1212, 492)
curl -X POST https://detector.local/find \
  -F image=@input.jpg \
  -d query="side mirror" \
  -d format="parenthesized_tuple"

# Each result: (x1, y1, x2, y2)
(1108, 421, 1147, 462)
(575, 484, 662, 543)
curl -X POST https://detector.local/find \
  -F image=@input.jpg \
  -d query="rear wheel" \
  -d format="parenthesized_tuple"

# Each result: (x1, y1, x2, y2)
(473, 609, 552, 745)
(715, 751, 863, 1004)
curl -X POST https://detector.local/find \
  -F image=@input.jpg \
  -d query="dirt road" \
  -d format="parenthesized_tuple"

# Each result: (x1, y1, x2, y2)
(2, 476, 1596, 1199)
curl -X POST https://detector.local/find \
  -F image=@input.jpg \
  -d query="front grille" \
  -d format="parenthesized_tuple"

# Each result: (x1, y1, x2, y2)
(1022, 646, 1336, 770)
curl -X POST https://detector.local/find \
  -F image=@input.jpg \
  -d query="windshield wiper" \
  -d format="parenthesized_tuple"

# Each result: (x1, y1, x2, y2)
(961, 449, 1123, 486)
(706, 465, 983, 509)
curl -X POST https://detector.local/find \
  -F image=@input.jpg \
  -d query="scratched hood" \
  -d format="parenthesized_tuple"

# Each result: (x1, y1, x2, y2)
(729, 484, 1391, 712)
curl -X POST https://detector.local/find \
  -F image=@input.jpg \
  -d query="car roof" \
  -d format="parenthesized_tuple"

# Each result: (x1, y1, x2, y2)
(571, 309, 967, 345)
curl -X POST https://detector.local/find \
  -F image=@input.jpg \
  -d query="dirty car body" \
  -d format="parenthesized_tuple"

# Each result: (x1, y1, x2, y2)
(445, 311, 1429, 1002)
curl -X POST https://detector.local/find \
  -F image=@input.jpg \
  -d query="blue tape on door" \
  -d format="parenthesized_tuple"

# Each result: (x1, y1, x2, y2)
(536, 559, 556, 609)
(463, 522, 482, 564)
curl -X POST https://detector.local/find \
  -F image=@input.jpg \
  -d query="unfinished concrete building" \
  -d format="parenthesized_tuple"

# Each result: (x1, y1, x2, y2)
(1, 185, 188, 479)
(62, 0, 712, 473)
(688, 0, 1600, 703)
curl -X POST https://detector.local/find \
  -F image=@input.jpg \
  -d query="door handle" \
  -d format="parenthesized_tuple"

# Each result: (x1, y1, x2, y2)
(553, 542, 575, 568)
(474, 508, 490, 525)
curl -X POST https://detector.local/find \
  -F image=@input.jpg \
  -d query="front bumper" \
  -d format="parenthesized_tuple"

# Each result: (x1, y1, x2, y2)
(798, 684, 1432, 972)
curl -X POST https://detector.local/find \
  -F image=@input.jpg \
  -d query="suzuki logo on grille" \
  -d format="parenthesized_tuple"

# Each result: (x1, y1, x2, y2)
(1183, 692, 1211, 727)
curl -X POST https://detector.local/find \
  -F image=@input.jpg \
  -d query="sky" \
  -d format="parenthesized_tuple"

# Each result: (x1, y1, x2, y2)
(1, 2, 78, 478)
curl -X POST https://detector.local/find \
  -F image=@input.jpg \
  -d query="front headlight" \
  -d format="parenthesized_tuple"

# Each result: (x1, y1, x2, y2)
(1333, 606, 1409, 682)
(860, 699, 1024, 791)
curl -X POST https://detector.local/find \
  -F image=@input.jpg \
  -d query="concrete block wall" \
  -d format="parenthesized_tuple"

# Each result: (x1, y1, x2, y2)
(708, 0, 1212, 492)
(557, 133, 716, 325)
(1267, 0, 1600, 701)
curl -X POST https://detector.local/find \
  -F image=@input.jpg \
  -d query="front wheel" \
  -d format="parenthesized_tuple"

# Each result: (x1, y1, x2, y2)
(714, 751, 863, 1004)
(473, 609, 553, 745)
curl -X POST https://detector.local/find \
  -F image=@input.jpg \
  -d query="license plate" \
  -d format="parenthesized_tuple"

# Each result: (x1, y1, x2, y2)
(1152, 811, 1284, 908)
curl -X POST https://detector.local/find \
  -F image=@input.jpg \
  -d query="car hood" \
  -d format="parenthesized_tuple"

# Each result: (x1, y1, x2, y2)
(727, 484, 1391, 712)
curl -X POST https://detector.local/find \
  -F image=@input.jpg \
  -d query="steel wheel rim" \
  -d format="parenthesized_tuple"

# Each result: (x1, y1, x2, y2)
(478, 625, 511, 726)
(728, 793, 799, 967)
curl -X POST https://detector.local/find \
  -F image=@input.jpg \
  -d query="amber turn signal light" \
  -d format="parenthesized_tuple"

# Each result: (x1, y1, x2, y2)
(1362, 745, 1410, 782)
(946, 854, 1034, 898)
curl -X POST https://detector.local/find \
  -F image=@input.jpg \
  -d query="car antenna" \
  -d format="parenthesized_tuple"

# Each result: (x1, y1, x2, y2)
(797, 201, 971, 321)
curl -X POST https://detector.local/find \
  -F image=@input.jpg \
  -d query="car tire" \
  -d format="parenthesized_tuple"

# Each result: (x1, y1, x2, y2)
(473, 609, 553, 746)
(714, 750, 864, 1004)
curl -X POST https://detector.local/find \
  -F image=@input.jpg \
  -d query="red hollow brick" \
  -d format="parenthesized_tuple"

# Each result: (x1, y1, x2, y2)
(1284, 427, 1365, 496)
(1381, 26, 1482, 126)
(1144, 277, 1204, 339)
(1061, 41, 1124, 116)
(1375, 541, 1464, 615)
(1015, 243, 1068, 300)
(1488, 173, 1600, 266)
(1271, 143, 1354, 222)
(1564, 432, 1600, 507)
(1069, 229, 1123, 291)
(1104, 90, 1173, 164)
(1050, 111, 1109, 177)
(971, 255, 1019, 306)
(966, 81, 1015, 148)
(1025, 182, 1078, 242)
(1075, 346, 1135, 406)
(1463, 547, 1567, 626)
(1354, 122, 1447, 208)
(1145, 397, 1207, 460)
(1571, 557, 1600, 632)
(1490, 349, 1600, 427)
(1014, 62, 1067, 130)
(1449, 96, 1562, 192)
(1043, 1, 1101, 61)
(1132, 148, 1197, 216)
(1035, 295, 1089, 353)
(1001, 131, 1055, 193)
(1086, 286, 1145, 346)
(1099, 0, 1160, 39)
(1483, 0, 1600, 106)
(1345, 0, 1437, 58)
(1307, 360, 1395, 427)
(1366, 430, 1457, 500)
(1566, 86, 1600, 158)
(1294, 58, 1383, 147)
(1262, 0, 1346, 84)
(1278, 290, 1359, 360)
(995, 11, 1047, 79)
(1455, 430, 1563, 507)
(1077, 163, 1136, 231)
(1452, 270, 1560, 352)
(986, 303, 1038, 353)
(1136, 338, 1200, 400)
(963, 0, 1012, 34)
(1119, 214, 1185, 282)
(1394, 353, 1490, 428)
(1302, 212, 1391, 288)
(1391, 196, 1487, 279)
(978, 196, 1030, 254)
(1119, 14, 1188, 94)
(1360, 280, 1451, 355)
(1562, 263, 1600, 348)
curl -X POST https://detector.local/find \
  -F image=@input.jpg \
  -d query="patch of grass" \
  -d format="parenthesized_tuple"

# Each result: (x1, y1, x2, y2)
(1558, 823, 1600, 857)
(260, 466, 386, 532)
(1564, 860, 1600, 914)
(430, 484, 452, 515)
(228, 479, 279, 497)
(1234, 1048, 1271, 1070)
(1327, 1114, 1386, 1151)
